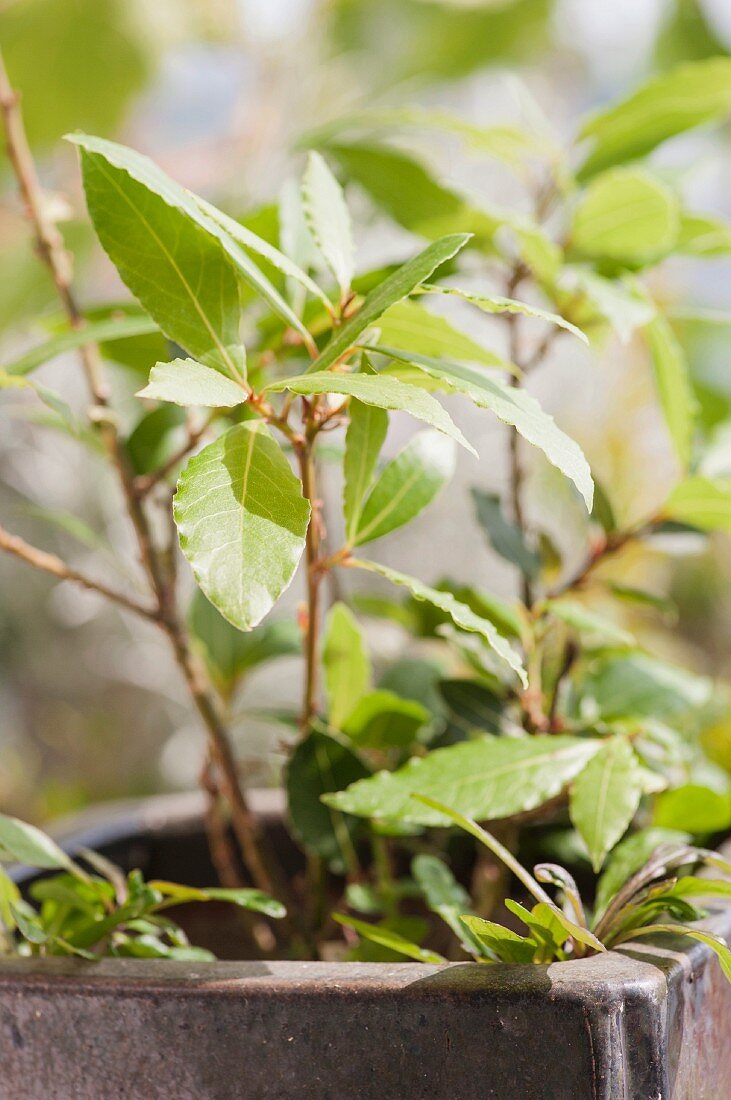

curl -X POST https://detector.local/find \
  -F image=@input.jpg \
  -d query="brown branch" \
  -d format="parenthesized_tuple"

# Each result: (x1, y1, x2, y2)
(0, 524, 160, 621)
(298, 435, 322, 730)
(0, 48, 277, 905)
(200, 754, 242, 889)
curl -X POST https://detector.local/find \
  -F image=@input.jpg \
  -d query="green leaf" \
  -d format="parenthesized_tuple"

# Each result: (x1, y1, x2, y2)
(664, 477, 731, 531)
(3, 314, 159, 378)
(373, 347, 593, 508)
(125, 404, 186, 476)
(197, 194, 332, 320)
(0, 814, 79, 875)
(265, 370, 475, 455)
(421, 285, 588, 344)
(349, 559, 526, 686)
(149, 881, 286, 919)
(189, 590, 300, 699)
(322, 602, 371, 729)
(574, 653, 712, 723)
(68, 134, 315, 354)
(571, 168, 680, 264)
(439, 679, 507, 736)
(343, 398, 388, 543)
(577, 57, 731, 180)
(0, 867, 20, 930)
(569, 737, 644, 872)
(619, 924, 731, 982)
(560, 270, 656, 343)
(547, 600, 635, 648)
(307, 234, 471, 372)
(677, 211, 731, 257)
(324, 143, 500, 249)
(325, 734, 598, 825)
(653, 784, 731, 834)
(644, 315, 697, 468)
(0, 372, 76, 433)
(174, 422, 310, 632)
(342, 690, 430, 750)
(594, 827, 691, 919)
(68, 136, 242, 372)
(137, 358, 248, 408)
(459, 915, 537, 963)
(286, 730, 370, 871)
(376, 299, 513, 370)
(412, 854, 485, 956)
(354, 430, 455, 546)
(333, 913, 446, 964)
(302, 151, 354, 296)
(471, 489, 540, 579)
(309, 108, 548, 173)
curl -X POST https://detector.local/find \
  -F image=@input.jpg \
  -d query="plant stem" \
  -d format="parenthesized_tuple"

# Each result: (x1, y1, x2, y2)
(0, 49, 277, 903)
(0, 524, 159, 621)
(298, 433, 322, 730)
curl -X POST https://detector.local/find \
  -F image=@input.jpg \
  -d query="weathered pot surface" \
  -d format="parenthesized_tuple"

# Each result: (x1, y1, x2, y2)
(1, 792, 729, 1100)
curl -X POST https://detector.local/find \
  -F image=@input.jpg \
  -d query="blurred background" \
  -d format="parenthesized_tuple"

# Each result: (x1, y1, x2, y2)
(2, 0, 731, 822)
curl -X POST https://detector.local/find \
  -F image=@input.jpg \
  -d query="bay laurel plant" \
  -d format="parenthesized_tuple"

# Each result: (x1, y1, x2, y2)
(2, 53, 731, 968)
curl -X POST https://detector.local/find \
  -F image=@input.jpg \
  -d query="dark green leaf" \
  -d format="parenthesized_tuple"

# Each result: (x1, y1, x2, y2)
(286, 730, 369, 871)
(471, 489, 540, 578)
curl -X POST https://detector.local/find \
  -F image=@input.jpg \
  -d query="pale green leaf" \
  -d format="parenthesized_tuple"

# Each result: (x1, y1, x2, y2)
(570, 736, 644, 872)
(559, 270, 656, 344)
(677, 211, 731, 257)
(149, 881, 285, 918)
(547, 600, 635, 648)
(137, 358, 248, 408)
(664, 477, 731, 531)
(354, 430, 455, 546)
(325, 734, 598, 825)
(302, 151, 354, 296)
(173, 423, 310, 631)
(333, 913, 446, 964)
(0, 371, 76, 432)
(459, 915, 536, 963)
(348, 558, 526, 686)
(578, 57, 731, 180)
(265, 370, 475, 455)
(323, 603, 371, 729)
(372, 347, 593, 508)
(376, 299, 514, 371)
(3, 314, 159, 378)
(342, 691, 429, 749)
(324, 142, 500, 249)
(307, 234, 471, 372)
(653, 784, 731, 834)
(197, 194, 332, 318)
(0, 814, 78, 874)
(644, 315, 697, 468)
(343, 398, 388, 543)
(421, 284, 588, 343)
(619, 924, 731, 982)
(571, 168, 680, 264)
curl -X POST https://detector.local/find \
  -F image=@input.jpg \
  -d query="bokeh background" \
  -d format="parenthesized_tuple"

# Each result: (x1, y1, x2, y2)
(2, 0, 731, 822)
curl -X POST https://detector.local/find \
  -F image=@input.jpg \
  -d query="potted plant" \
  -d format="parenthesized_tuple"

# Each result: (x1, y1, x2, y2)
(2, 49, 731, 1098)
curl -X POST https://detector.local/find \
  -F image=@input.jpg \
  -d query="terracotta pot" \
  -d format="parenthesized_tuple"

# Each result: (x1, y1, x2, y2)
(1, 792, 730, 1099)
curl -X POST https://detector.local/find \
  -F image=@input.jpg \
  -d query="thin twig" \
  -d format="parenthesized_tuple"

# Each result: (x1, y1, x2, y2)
(298, 433, 322, 729)
(0, 523, 159, 621)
